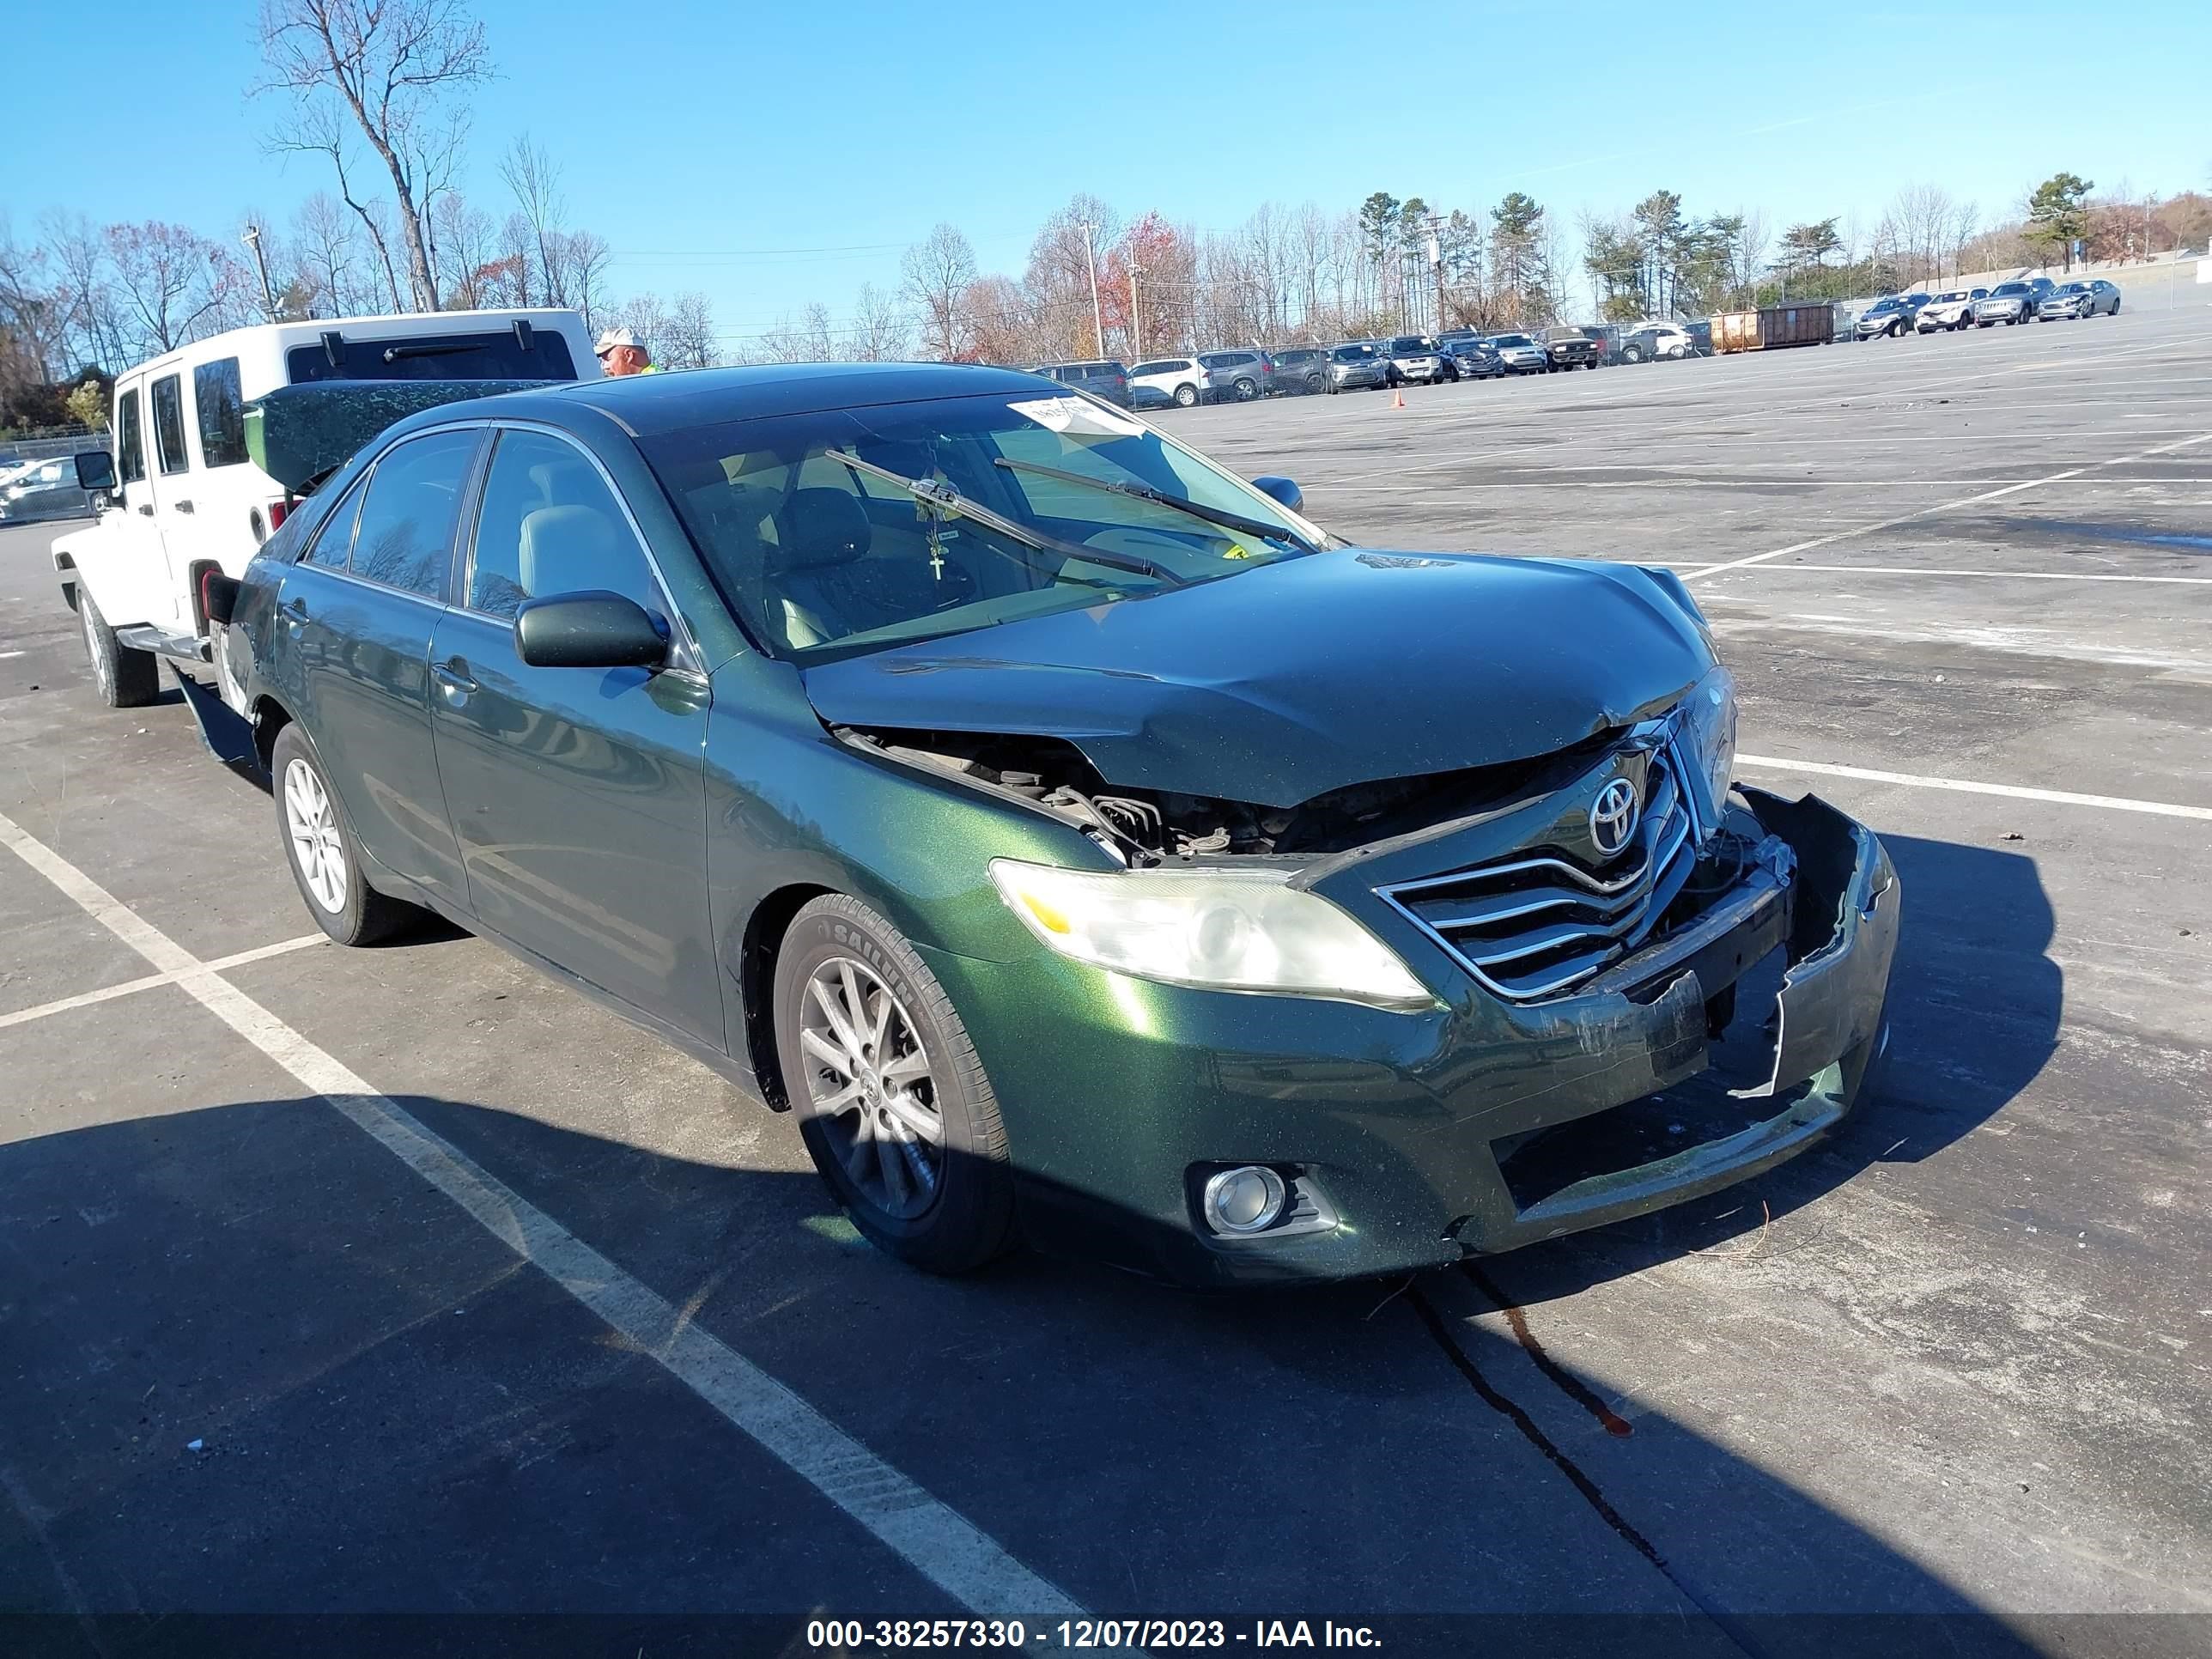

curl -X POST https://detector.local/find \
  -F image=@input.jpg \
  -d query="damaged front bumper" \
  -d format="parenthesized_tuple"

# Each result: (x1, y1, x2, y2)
(935, 785, 1898, 1286)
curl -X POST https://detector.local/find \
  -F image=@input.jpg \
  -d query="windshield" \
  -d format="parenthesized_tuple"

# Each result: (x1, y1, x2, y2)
(1934, 291, 1966, 302)
(641, 391, 1334, 662)
(1492, 334, 1533, 348)
(1330, 345, 1372, 361)
(1994, 283, 2029, 295)
(1390, 338, 1432, 354)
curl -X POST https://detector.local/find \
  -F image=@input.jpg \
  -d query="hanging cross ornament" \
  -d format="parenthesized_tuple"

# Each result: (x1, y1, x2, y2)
(910, 475, 959, 583)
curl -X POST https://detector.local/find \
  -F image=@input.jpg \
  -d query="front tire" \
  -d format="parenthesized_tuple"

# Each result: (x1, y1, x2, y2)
(270, 724, 423, 946)
(1173, 383, 1198, 408)
(775, 894, 1015, 1273)
(76, 586, 161, 708)
(1232, 377, 1258, 402)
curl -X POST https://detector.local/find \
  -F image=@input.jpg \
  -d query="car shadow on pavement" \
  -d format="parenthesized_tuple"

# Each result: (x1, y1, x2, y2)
(1480, 831, 2060, 1300)
(0, 1079, 2072, 1655)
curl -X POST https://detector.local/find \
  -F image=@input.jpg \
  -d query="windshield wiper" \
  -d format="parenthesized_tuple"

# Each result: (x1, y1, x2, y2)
(992, 457, 1321, 554)
(823, 450, 1188, 587)
(382, 342, 484, 362)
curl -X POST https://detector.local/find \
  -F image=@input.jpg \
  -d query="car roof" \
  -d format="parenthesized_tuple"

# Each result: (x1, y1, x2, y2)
(402, 361, 1062, 441)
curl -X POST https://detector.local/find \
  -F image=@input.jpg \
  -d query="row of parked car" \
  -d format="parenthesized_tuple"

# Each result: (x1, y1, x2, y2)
(1854, 275, 2123, 338)
(1035, 319, 1714, 410)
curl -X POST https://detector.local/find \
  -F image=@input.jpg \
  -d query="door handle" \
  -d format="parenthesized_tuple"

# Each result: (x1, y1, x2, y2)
(279, 597, 309, 629)
(174, 499, 194, 514)
(137, 503, 155, 517)
(432, 660, 477, 693)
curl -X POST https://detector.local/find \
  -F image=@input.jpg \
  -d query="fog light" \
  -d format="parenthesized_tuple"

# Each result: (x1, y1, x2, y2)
(1202, 1165, 1287, 1235)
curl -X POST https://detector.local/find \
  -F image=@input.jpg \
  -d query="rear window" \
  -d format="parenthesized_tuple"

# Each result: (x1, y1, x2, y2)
(150, 375, 190, 475)
(285, 328, 577, 384)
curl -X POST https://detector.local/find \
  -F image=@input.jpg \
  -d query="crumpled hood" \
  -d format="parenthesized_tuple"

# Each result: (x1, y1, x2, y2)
(799, 550, 1716, 806)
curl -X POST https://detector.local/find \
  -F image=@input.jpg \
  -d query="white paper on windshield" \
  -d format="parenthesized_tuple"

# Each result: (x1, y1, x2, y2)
(1007, 396, 1147, 440)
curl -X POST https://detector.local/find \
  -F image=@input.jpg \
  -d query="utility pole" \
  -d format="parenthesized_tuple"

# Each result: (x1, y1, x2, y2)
(1078, 218, 1105, 358)
(1128, 264, 1143, 361)
(1425, 214, 1445, 334)
(242, 223, 278, 321)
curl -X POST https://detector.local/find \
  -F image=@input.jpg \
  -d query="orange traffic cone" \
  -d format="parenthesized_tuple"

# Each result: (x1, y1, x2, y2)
(1391, 386, 1406, 410)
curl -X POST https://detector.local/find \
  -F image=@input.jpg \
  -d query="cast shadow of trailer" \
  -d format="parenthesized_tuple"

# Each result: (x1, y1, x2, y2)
(1488, 831, 2061, 1300)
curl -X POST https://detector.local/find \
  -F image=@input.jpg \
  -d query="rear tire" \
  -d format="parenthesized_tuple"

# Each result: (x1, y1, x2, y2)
(270, 723, 424, 947)
(76, 587, 161, 709)
(775, 894, 1015, 1274)
(1233, 377, 1258, 402)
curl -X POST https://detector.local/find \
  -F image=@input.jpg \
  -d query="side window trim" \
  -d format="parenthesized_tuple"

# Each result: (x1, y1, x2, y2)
(460, 422, 701, 671)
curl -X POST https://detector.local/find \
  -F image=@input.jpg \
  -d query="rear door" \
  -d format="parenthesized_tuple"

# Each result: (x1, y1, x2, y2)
(428, 425, 719, 1045)
(282, 427, 481, 905)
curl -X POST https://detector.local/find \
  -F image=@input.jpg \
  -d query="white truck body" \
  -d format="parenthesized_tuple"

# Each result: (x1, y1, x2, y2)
(53, 309, 598, 653)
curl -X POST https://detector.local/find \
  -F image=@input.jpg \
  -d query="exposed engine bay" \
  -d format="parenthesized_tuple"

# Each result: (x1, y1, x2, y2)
(836, 724, 1635, 864)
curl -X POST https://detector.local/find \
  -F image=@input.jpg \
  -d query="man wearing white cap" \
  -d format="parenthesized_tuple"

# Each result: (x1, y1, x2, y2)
(595, 327, 656, 377)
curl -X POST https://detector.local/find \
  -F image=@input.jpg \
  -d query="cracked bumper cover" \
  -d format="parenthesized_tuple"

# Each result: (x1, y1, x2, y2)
(934, 786, 1899, 1287)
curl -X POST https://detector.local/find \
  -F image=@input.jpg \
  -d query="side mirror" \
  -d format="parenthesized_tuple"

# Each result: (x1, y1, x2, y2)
(1250, 475, 1304, 514)
(75, 450, 116, 492)
(514, 591, 669, 670)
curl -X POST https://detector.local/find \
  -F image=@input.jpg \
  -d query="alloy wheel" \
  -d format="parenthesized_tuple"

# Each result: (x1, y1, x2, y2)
(283, 757, 348, 915)
(799, 956, 944, 1219)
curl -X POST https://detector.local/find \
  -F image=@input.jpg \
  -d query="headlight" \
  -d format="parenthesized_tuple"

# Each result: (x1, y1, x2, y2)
(1674, 665, 1738, 827)
(989, 860, 1435, 1012)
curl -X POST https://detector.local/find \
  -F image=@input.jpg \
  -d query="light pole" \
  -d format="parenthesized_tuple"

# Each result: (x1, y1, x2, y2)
(1078, 218, 1105, 358)
(1128, 263, 1143, 362)
(1425, 214, 1444, 334)
(241, 223, 278, 321)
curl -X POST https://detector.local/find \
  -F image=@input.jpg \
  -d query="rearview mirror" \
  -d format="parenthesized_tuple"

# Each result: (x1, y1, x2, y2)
(514, 592, 669, 670)
(75, 450, 115, 492)
(1250, 475, 1303, 514)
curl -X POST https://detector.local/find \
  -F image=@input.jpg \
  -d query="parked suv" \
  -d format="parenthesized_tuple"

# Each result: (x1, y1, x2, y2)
(1537, 326, 1603, 371)
(1975, 278, 2054, 326)
(1383, 336, 1450, 386)
(1487, 333, 1547, 374)
(1916, 289, 1987, 331)
(1620, 324, 1697, 363)
(1269, 348, 1329, 394)
(1127, 357, 1212, 409)
(1195, 350, 1270, 402)
(1033, 361, 1133, 406)
(1855, 295, 1927, 339)
(1324, 343, 1391, 392)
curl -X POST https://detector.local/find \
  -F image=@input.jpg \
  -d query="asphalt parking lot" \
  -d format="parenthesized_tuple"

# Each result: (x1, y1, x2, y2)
(3, 296, 2209, 1656)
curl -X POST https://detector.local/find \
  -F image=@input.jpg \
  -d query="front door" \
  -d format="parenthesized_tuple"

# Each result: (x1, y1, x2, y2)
(428, 426, 720, 1047)
(283, 427, 480, 906)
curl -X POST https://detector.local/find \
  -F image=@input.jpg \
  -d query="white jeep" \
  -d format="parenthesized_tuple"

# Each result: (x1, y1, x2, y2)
(56, 309, 598, 708)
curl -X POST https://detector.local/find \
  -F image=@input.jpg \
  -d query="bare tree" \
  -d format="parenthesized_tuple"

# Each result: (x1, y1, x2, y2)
(901, 223, 977, 360)
(106, 222, 240, 356)
(428, 192, 496, 309)
(849, 283, 909, 360)
(499, 133, 568, 306)
(258, 0, 489, 312)
(659, 291, 719, 369)
(560, 229, 614, 331)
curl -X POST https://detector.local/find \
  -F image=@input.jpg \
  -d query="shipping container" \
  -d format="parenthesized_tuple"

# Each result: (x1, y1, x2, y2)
(1709, 301, 1838, 353)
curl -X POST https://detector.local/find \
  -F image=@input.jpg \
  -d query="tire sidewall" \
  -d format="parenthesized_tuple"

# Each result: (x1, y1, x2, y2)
(775, 896, 1012, 1269)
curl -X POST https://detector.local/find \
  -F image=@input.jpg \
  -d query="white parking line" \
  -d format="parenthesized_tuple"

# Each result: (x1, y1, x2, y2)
(0, 933, 326, 1033)
(1684, 431, 2212, 581)
(1735, 757, 2212, 821)
(0, 807, 1081, 1620)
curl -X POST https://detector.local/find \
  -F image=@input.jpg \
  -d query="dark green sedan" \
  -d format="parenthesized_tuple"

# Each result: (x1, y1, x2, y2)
(221, 363, 1899, 1286)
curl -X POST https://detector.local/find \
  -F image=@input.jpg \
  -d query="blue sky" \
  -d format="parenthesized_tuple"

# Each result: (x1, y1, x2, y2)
(10, 0, 2208, 338)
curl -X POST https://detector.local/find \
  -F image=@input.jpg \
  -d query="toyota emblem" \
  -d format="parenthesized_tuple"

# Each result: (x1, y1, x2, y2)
(1589, 777, 1641, 858)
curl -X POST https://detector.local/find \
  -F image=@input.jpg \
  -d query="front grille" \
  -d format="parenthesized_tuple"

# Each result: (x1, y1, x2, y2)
(1377, 744, 1701, 1002)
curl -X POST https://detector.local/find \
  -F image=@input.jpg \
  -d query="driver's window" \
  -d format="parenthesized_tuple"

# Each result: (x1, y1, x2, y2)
(468, 428, 657, 620)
